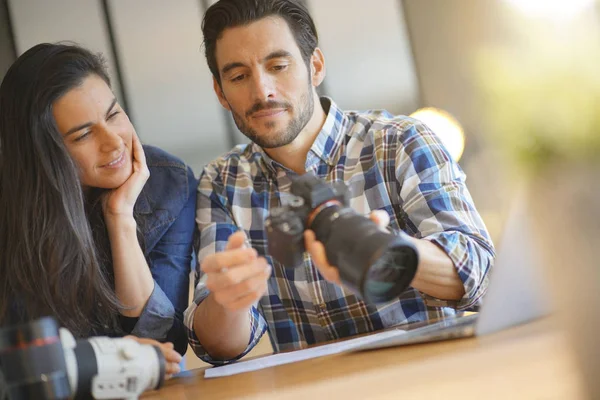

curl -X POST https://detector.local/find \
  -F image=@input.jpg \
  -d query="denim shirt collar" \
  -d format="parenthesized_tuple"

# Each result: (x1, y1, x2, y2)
(134, 190, 153, 215)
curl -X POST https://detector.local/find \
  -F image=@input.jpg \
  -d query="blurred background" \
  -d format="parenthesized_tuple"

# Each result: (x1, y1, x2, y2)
(1, 0, 599, 369)
(3, 0, 598, 241)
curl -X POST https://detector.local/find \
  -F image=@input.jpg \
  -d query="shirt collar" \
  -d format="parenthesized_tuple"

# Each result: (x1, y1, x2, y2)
(134, 189, 153, 214)
(254, 97, 346, 175)
(308, 97, 346, 168)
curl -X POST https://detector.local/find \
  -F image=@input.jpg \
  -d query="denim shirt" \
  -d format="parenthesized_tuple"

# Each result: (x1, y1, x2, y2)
(3, 146, 196, 356)
(130, 145, 197, 355)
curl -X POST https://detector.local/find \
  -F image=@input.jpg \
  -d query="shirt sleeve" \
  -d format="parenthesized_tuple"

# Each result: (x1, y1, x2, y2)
(130, 166, 197, 355)
(183, 166, 267, 365)
(396, 122, 496, 310)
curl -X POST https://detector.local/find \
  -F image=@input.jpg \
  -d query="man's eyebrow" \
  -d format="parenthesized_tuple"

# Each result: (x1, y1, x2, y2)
(264, 50, 293, 62)
(221, 62, 246, 76)
(220, 51, 294, 76)
(64, 98, 118, 136)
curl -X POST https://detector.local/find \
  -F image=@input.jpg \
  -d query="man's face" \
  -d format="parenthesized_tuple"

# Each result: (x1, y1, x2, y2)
(213, 16, 316, 148)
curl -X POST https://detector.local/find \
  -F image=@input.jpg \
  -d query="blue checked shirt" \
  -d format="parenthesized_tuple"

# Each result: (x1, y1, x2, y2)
(184, 98, 495, 365)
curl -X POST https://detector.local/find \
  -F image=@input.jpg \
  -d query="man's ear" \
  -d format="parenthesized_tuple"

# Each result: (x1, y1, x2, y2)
(213, 77, 231, 111)
(310, 48, 326, 88)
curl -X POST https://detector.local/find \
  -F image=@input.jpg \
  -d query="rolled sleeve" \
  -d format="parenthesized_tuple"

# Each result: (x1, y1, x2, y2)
(183, 166, 267, 365)
(183, 281, 267, 365)
(130, 281, 175, 339)
(425, 231, 493, 309)
(397, 123, 495, 310)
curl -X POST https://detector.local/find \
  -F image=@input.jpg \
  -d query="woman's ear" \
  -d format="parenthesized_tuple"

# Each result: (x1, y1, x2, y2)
(310, 48, 326, 88)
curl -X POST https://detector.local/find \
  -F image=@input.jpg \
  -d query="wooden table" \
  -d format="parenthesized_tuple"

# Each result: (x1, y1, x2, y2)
(142, 319, 584, 399)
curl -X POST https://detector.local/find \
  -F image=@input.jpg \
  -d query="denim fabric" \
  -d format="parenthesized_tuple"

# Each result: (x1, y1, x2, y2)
(131, 145, 197, 355)
(3, 146, 196, 357)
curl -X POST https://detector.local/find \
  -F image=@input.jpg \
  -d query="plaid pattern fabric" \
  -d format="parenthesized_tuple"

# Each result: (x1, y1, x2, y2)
(184, 98, 495, 365)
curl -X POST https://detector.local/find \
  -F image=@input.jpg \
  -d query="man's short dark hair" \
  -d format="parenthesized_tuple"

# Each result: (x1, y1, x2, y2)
(202, 0, 319, 85)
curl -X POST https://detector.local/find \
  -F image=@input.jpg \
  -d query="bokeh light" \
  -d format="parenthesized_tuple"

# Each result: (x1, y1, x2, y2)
(410, 108, 466, 162)
(504, 0, 596, 21)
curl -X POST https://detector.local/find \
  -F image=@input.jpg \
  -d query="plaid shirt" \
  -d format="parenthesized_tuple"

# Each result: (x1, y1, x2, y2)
(184, 98, 495, 365)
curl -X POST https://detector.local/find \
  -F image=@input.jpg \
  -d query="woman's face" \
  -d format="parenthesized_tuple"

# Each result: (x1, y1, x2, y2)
(53, 74, 134, 190)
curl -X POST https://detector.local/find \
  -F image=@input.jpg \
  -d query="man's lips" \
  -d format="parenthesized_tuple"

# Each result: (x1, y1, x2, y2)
(250, 108, 287, 118)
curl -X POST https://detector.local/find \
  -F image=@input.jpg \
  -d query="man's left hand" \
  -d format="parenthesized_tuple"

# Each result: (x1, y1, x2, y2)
(304, 209, 390, 285)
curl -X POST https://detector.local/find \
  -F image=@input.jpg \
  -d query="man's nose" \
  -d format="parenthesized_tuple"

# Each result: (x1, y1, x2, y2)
(251, 71, 276, 102)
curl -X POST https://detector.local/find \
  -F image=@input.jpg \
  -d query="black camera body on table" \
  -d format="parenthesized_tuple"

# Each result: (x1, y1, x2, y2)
(265, 173, 419, 304)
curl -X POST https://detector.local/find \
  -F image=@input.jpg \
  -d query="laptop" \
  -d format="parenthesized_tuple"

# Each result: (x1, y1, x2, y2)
(355, 193, 551, 351)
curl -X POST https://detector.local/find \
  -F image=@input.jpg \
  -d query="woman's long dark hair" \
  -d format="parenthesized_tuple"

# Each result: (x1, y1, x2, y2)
(0, 43, 127, 336)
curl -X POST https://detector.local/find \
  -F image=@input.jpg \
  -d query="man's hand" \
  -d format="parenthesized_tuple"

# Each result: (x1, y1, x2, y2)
(124, 336, 182, 379)
(304, 210, 390, 285)
(201, 231, 271, 312)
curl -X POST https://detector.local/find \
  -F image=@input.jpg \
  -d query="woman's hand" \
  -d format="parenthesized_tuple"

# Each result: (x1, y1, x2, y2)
(102, 132, 150, 221)
(125, 336, 182, 379)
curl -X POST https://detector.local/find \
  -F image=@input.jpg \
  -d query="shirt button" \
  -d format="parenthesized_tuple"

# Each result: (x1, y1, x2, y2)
(317, 303, 327, 311)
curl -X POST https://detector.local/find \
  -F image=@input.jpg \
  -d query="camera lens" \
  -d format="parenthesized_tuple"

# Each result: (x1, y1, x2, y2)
(0, 317, 71, 400)
(270, 173, 420, 304)
(363, 244, 418, 303)
(311, 206, 418, 304)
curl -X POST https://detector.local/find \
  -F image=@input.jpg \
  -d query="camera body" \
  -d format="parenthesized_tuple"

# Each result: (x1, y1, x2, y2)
(0, 317, 165, 400)
(265, 173, 419, 304)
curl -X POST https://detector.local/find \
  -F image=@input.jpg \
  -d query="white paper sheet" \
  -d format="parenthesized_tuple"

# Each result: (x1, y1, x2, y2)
(204, 328, 407, 378)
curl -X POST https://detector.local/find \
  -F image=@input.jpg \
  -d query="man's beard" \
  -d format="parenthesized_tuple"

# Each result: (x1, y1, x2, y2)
(228, 88, 314, 149)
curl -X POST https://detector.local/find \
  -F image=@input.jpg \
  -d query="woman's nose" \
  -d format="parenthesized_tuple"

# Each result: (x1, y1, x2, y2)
(98, 125, 123, 152)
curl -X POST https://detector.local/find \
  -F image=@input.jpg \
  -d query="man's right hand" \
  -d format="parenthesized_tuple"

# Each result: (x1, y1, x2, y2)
(201, 231, 271, 312)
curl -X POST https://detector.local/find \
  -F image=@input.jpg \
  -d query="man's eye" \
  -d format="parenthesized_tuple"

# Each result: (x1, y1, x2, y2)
(272, 65, 288, 71)
(231, 74, 245, 82)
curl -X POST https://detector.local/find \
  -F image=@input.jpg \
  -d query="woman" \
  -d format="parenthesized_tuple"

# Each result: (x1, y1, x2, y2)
(0, 43, 197, 376)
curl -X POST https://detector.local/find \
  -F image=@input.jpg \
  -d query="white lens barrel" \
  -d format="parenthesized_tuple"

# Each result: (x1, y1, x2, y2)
(86, 337, 162, 400)
(58, 328, 78, 394)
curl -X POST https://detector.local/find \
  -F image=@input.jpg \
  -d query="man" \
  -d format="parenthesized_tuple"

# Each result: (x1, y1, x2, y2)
(184, 0, 495, 364)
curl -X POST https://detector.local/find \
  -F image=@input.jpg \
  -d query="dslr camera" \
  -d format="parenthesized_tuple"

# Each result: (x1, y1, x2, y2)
(0, 317, 165, 400)
(265, 173, 419, 304)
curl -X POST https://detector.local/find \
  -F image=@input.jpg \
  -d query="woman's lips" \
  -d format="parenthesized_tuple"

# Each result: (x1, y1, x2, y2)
(101, 151, 126, 169)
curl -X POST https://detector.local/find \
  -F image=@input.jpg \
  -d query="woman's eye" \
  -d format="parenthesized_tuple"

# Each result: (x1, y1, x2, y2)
(74, 131, 91, 142)
(107, 111, 120, 120)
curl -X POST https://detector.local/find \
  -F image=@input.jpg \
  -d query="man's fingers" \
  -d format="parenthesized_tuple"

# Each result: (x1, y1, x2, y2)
(201, 247, 257, 273)
(305, 230, 330, 267)
(225, 230, 248, 251)
(369, 209, 390, 229)
(207, 257, 270, 291)
(305, 231, 341, 284)
(219, 283, 269, 312)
